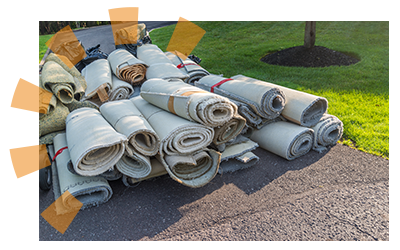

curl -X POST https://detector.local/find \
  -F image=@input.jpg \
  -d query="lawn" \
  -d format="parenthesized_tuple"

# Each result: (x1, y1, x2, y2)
(39, 34, 53, 63)
(150, 21, 389, 158)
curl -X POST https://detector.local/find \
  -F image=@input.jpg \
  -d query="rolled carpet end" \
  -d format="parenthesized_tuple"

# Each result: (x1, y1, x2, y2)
(52, 133, 113, 214)
(158, 149, 221, 188)
(213, 115, 246, 145)
(108, 49, 148, 86)
(66, 107, 127, 176)
(115, 151, 152, 179)
(311, 114, 343, 152)
(250, 121, 314, 160)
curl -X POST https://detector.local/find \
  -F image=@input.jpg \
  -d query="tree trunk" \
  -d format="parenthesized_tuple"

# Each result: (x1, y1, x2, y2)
(304, 21, 316, 49)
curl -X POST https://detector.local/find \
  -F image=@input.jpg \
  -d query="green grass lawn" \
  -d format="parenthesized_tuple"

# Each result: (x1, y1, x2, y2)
(39, 34, 53, 63)
(150, 21, 389, 158)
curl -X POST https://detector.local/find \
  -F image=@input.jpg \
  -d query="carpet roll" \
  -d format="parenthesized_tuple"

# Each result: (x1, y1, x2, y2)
(165, 51, 210, 85)
(131, 96, 214, 155)
(109, 74, 134, 101)
(51, 134, 113, 214)
(66, 107, 127, 176)
(115, 151, 152, 179)
(250, 121, 314, 160)
(311, 114, 343, 152)
(131, 97, 219, 188)
(196, 74, 286, 120)
(40, 61, 77, 104)
(107, 49, 147, 86)
(81, 59, 112, 106)
(219, 139, 259, 174)
(231, 75, 328, 127)
(122, 157, 168, 186)
(213, 115, 246, 145)
(140, 78, 237, 127)
(137, 44, 188, 80)
(100, 100, 160, 156)
(157, 148, 221, 188)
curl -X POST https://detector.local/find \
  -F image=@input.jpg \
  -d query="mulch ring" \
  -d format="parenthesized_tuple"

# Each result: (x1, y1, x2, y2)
(260, 46, 360, 68)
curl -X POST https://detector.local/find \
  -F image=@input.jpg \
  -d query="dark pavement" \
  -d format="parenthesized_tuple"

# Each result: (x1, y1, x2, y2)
(39, 23, 389, 241)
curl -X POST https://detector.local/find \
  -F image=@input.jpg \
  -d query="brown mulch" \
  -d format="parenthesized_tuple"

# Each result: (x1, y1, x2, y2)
(260, 46, 360, 67)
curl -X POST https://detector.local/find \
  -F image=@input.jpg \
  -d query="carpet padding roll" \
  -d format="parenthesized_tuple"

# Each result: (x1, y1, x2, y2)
(140, 78, 237, 127)
(250, 121, 314, 160)
(108, 49, 147, 86)
(66, 107, 127, 176)
(196, 74, 286, 120)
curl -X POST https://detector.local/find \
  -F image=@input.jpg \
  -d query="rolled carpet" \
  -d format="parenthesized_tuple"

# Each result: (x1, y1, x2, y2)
(131, 96, 214, 155)
(231, 75, 328, 127)
(107, 49, 147, 86)
(196, 74, 286, 120)
(122, 157, 168, 187)
(99, 99, 160, 156)
(250, 121, 314, 160)
(311, 114, 343, 152)
(51, 134, 113, 214)
(131, 97, 218, 188)
(40, 61, 77, 104)
(165, 51, 210, 85)
(66, 107, 127, 176)
(157, 148, 221, 188)
(115, 150, 152, 179)
(81, 59, 112, 106)
(213, 115, 246, 145)
(137, 44, 188, 80)
(140, 78, 237, 127)
(109, 74, 134, 101)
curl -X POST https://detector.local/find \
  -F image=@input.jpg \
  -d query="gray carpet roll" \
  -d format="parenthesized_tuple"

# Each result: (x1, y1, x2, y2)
(250, 121, 314, 160)
(115, 151, 152, 179)
(213, 115, 246, 145)
(311, 114, 343, 152)
(140, 78, 237, 127)
(100, 99, 160, 156)
(122, 157, 168, 187)
(81, 59, 112, 106)
(196, 74, 286, 120)
(231, 75, 328, 127)
(109, 74, 134, 101)
(219, 139, 259, 174)
(51, 134, 113, 214)
(66, 107, 127, 176)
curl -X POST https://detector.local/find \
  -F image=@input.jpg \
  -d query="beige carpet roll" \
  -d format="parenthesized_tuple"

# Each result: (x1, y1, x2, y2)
(100, 100, 160, 156)
(157, 149, 221, 188)
(145, 63, 189, 80)
(165, 51, 210, 85)
(81, 59, 112, 106)
(232, 75, 328, 127)
(107, 49, 148, 86)
(115, 151, 152, 179)
(196, 74, 286, 120)
(51, 134, 113, 214)
(140, 78, 237, 127)
(109, 74, 134, 101)
(131, 96, 214, 155)
(250, 121, 314, 160)
(131, 96, 218, 188)
(122, 157, 168, 186)
(213, 115, 246, 145)
(137, 44, 174, 65)
(66, 107, 127, 176)
(40, 61, 77, 104)
(311, 114, 343, 152)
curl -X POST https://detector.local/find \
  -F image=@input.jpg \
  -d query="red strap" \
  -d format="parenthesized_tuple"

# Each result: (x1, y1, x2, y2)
(177, 63, 198, 69)
(52, 146, 68, 161)
(211, 78, 233, 93)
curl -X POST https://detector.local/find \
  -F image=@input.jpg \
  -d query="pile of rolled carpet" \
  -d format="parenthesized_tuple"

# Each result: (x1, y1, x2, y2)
(40, 41, 343, 213)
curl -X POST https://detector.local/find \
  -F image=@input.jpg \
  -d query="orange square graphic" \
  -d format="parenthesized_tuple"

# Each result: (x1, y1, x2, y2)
(45, 25, 86, 67)
(41, 191, 82, 234)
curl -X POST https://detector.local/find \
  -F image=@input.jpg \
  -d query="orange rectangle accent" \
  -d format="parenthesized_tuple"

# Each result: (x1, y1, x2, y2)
(10, 144, 50, 178)
(109, 7, 139, 46)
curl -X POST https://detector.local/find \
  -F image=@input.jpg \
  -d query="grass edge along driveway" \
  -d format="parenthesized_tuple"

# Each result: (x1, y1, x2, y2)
(150, 21, 389, 158)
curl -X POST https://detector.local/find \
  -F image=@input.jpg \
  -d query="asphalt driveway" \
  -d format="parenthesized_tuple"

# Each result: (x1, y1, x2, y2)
(39, 22, 389, 241)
